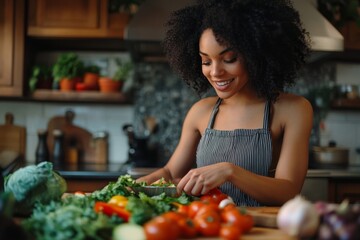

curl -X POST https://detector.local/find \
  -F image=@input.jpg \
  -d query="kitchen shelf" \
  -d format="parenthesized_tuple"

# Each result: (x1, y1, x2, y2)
(331, 98, 360, 109)
(31, 89, 132, 103)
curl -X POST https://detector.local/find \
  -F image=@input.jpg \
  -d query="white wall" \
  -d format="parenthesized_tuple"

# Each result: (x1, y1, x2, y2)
(0, 101, 134, 164)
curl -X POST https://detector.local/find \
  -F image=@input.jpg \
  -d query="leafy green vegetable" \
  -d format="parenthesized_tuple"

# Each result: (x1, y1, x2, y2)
(22, 195, 121, 240)
(149, 177, 176, 187)
(126, 192, 193, 225)
(21, 174, 196, 239)
(90, 175, 139, 202)
(4, 162, 67, 215)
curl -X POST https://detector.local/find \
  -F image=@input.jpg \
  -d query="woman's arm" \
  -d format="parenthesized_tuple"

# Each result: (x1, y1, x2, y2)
(136, 100, 208, 184)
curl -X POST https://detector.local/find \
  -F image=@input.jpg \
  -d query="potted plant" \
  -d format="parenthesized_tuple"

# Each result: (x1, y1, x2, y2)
(108, 0, 145, 30)
(29, 65, 52, 92)
(82, 65, 101, 91)
(52, 53, 84, 91)
(99, 59, 133, 93)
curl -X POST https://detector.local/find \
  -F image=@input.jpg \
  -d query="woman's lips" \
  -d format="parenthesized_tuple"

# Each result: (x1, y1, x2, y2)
(214, 78, 234, 90)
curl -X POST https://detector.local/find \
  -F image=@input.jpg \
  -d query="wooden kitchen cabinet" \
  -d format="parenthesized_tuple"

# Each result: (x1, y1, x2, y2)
(339, 21, 360, 50)
(0, 0, 25, 96)
(28, 0, 130, 38)
(328, 178, 360, 203)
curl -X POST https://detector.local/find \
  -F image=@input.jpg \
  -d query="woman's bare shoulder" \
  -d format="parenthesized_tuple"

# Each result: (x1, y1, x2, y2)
(190, 96, 219, 113)
(274, 93, 313, 121)
(276, 93, 312, 111)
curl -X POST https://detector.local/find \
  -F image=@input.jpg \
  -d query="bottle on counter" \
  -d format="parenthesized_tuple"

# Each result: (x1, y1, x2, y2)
(66, 137, 78, 165)
(93, 131, 109, 164)
(35, 129, 50, 164)
(52, 129, 65, 166)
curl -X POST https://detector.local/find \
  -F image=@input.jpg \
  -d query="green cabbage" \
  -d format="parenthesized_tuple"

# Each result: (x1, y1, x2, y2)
(4, 162, 67, 215)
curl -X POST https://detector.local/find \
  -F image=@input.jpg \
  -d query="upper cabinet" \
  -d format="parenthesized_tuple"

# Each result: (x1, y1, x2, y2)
(0, 0, 25, 96)
(340, 22, 360, 50)
(27, 0, 130, 38)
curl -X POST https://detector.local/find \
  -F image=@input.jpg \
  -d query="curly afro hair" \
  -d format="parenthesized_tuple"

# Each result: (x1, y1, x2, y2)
(162, 0, 311, 102)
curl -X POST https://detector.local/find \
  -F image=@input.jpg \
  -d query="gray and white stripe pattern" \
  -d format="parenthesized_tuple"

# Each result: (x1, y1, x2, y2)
(196, 98, 272, 206)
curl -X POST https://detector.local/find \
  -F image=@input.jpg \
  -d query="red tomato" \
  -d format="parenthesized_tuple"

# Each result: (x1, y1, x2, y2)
(194, 210, 221, 237)
(188, 201, 206, 219)
(203, 188, 228, 205)
(221, 208, 254, 233)
(195, 203, 219, 218)
(75, 82, 89, 91)
(176, 204, 190, 217)
(178, 218, 198, 238)
(93, 201, 130, 222)
(144, 216, 180, 240)
(162, 211, 186, 222)
(220, 223, 242, 240)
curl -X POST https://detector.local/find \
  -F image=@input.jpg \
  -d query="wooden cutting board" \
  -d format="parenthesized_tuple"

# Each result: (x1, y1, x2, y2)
(47, 110, 104, 164)
(246, 207, 279, 228)
(0, 113, 26, 162)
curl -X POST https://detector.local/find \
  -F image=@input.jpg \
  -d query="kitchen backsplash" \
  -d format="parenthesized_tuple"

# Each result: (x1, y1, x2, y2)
(1, 56, 359, 166)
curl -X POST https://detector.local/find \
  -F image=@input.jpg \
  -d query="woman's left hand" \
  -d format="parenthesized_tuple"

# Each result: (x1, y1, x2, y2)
(176, 162, 234, 196)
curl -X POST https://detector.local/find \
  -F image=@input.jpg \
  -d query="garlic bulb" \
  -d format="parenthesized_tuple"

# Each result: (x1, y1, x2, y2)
(219, 197, 235, 209)
(277, 195, 320, 238)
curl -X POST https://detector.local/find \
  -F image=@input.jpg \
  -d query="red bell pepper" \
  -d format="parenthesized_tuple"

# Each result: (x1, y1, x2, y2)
(94, 201, 131, 222)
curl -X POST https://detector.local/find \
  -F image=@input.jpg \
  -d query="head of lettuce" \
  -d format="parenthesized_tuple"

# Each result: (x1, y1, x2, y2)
(3, 161, 67, 215)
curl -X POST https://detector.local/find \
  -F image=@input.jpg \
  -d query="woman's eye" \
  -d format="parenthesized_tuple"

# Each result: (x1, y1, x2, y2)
(201, 60, 211, 66)
(224, 57, 237, 63)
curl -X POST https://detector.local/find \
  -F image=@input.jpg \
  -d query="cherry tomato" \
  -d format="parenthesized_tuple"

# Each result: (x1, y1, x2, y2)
(195, 203, 219, 218)
(221, 208, 254, 233)
(220, 223, 242, 240)
(194, 210, 221, 237)
(176, 204, 190, 217)
(144, 216, 180, 240)
(188, 201, 206, 218)
(202, 188, 228, 205)
(239, 213, 254, 233)
(178, 218, 198, 238)
(162, 211, 186, 222)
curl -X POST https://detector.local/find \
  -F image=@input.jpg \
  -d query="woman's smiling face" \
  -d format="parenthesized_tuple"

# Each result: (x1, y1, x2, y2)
(199, 29, 250, 99)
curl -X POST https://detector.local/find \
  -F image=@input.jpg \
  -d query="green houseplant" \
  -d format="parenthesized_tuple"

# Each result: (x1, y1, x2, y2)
(52, 53, 84, 91)
(29, 65, 52, 92)
(99, 59, 133, 93)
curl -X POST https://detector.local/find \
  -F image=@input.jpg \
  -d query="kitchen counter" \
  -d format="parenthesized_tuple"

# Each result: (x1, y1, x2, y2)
(307, 166, 360, 178)
(51, 163, 360, 196)
(55, 163, 360, 179)
(54, 163, 129, 179)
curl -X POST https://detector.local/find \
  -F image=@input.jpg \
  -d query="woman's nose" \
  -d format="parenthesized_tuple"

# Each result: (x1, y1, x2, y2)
(210, 62, 224, 77)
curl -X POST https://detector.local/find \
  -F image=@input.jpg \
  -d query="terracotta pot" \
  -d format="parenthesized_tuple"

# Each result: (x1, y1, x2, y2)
(59, 78, 75, 91)
(99, 77, 123, 93)
(83, 72, 99, 90)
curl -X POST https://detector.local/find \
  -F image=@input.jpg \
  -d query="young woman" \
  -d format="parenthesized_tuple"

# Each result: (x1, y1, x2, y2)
(137, 0, 313, 206)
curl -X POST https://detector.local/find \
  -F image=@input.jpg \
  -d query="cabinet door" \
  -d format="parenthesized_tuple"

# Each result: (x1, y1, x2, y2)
(340, 21, 360, 50)
(34, 0, 99, 29)
(28, 0, 127, 38)
(0, 0, 24, 96)
(328, 179, 360, 203)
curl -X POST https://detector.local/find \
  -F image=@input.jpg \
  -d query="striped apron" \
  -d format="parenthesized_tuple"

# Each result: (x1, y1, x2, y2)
(196, 98, 273, 206)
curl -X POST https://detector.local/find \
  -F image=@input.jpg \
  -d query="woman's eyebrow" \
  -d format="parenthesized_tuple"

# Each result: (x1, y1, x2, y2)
(199, 48, 232, 56)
